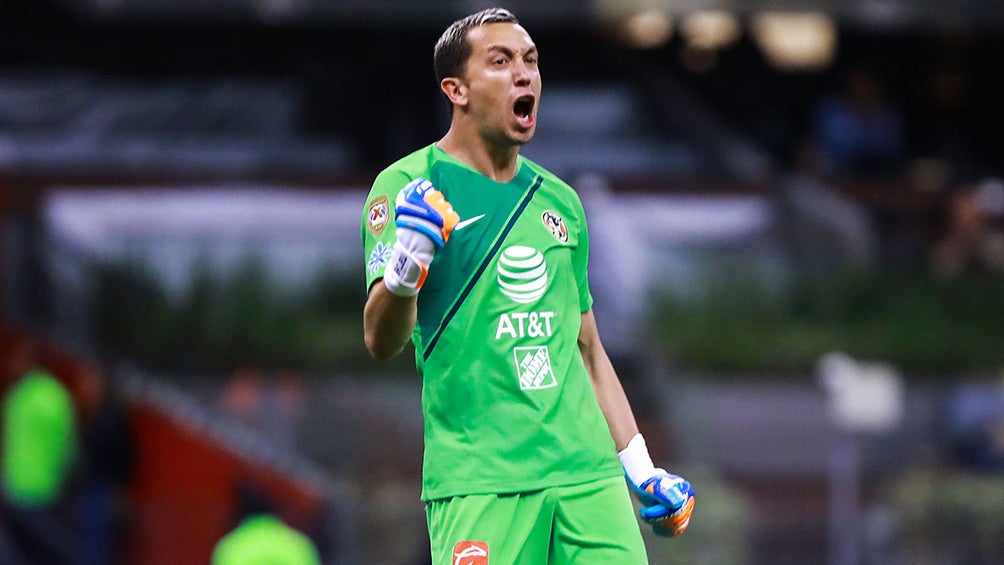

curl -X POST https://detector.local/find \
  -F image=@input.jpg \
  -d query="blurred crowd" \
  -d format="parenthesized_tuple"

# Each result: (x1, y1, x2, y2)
(0, 334, 132, 565)
(0, 332, 328, 564)
(793, 62, 1004, 277)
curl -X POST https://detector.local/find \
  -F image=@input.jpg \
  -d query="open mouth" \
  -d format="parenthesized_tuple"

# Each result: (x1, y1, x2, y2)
(513, 95, 535, 127)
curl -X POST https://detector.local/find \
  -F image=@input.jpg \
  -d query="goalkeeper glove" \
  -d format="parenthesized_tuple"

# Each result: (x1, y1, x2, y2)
(383, 178, 459, 297)
(619, 433, 695, 537)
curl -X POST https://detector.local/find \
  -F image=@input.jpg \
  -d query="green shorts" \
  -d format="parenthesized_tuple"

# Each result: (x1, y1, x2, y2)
(425, 475, 648, 565)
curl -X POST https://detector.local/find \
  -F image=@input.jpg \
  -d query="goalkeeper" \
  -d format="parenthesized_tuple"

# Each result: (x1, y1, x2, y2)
(361, 7, 693, 564)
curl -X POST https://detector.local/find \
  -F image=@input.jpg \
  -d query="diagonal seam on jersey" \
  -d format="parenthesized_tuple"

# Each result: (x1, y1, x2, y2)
(423, 175, 543, 361)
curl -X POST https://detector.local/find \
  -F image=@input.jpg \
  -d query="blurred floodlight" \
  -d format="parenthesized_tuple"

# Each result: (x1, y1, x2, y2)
(751, 11, 837, 71)
(681, 10, 741, 51)
(622, 10, 674, 49)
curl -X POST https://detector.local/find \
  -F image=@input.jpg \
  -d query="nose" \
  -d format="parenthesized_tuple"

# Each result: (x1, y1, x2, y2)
(513, 60, 532, 86)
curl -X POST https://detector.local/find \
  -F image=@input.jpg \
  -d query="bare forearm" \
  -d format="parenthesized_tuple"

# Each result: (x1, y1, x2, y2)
(579, 310, 639, 451)
(363, 281, 417, 360)
(591, 354, 641, 451)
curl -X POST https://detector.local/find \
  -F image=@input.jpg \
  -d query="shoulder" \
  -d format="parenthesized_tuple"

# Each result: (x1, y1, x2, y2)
(372, 144, 439, 191)
(520, 156, 577, 197)
(365, 145, 438, 228)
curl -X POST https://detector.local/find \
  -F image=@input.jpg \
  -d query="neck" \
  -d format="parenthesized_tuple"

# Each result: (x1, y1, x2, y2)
(437, 124, 521, 183)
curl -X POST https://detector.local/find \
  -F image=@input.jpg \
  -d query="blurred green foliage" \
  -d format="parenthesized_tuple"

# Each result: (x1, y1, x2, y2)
(89, 257, 413, 375)
(883, 467, 1004, 563)
(90, 256, 1004, 378)
(649, 271, 1004, 376)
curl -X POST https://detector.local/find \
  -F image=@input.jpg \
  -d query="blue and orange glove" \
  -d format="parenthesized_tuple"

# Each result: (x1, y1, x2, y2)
(383, 178, 459, 297)
(619, 434, 695, 537)
(633, 473, 695, 536)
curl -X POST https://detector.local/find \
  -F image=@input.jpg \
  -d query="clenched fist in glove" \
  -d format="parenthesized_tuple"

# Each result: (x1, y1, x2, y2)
(619, 434, 695, 537)
(383, 178, 459, 297)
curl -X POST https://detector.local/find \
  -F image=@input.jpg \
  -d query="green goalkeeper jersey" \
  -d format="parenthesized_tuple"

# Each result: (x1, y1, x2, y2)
(362, 144, 622, 501)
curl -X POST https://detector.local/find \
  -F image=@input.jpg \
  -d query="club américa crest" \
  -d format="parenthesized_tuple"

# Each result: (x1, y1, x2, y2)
(541, 210, 568, 243)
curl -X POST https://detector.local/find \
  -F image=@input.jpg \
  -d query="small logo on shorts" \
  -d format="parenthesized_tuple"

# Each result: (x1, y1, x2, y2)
(452, 540, 488, 565)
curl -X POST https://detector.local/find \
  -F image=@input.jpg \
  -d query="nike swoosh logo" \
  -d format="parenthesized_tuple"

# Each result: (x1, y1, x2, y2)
(454, 214, 485, 231)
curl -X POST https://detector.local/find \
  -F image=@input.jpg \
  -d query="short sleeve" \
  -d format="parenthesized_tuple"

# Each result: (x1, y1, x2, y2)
(361, 169, 412, 291)
(572, 195, 594, 313)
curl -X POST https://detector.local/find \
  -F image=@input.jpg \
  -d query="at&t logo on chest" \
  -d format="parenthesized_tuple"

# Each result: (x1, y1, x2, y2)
(495, 245, 559, 391)
(497, 245, 547, 303)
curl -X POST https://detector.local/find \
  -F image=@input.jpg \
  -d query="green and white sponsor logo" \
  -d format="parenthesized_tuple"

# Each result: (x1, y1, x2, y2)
(496, 245, 558, 389)
(514, 346, 557, 390)
(497, 245, 547, 304)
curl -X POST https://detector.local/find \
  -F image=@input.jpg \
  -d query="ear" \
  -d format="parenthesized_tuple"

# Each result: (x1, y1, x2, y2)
(440, 77, 468, 107)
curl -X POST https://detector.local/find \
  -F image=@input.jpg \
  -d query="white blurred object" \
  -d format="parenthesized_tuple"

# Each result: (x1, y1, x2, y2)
(818, 352, 904, 433)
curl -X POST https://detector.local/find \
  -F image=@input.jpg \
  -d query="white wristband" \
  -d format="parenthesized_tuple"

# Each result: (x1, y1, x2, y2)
(618, 433, 666, 486)
(382, 240, 427, 297)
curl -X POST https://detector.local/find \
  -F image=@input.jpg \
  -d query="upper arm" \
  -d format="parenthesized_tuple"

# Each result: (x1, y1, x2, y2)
(578, 309, 603, 368)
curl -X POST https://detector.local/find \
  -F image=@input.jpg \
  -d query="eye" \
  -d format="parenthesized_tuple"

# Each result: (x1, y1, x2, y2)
(493, 57, 507, 66)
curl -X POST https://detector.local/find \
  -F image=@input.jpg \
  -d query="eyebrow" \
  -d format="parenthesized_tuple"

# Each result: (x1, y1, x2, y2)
(486, 44, 538, 58)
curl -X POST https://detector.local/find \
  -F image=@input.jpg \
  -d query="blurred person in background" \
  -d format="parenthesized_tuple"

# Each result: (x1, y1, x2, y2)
(798, 64, 919, 270)
(1, 335, 81, 564)
(914, 57, 981, 183)
(219, 363, 308, 453)
(929, 178, 1004, 277)
(220, 362, 267, 430)
(361, 7, 693, 564)
(211, 484, 321, 565)
(74, 362, 135, 565)
(804, 65, 907, 180)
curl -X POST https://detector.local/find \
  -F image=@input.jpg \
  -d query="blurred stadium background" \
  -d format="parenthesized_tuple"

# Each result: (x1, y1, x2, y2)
(2, 0, 1004, 563)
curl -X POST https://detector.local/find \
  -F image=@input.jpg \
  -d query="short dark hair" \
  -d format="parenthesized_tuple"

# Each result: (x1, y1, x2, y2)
(434, 7, 519, 84)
